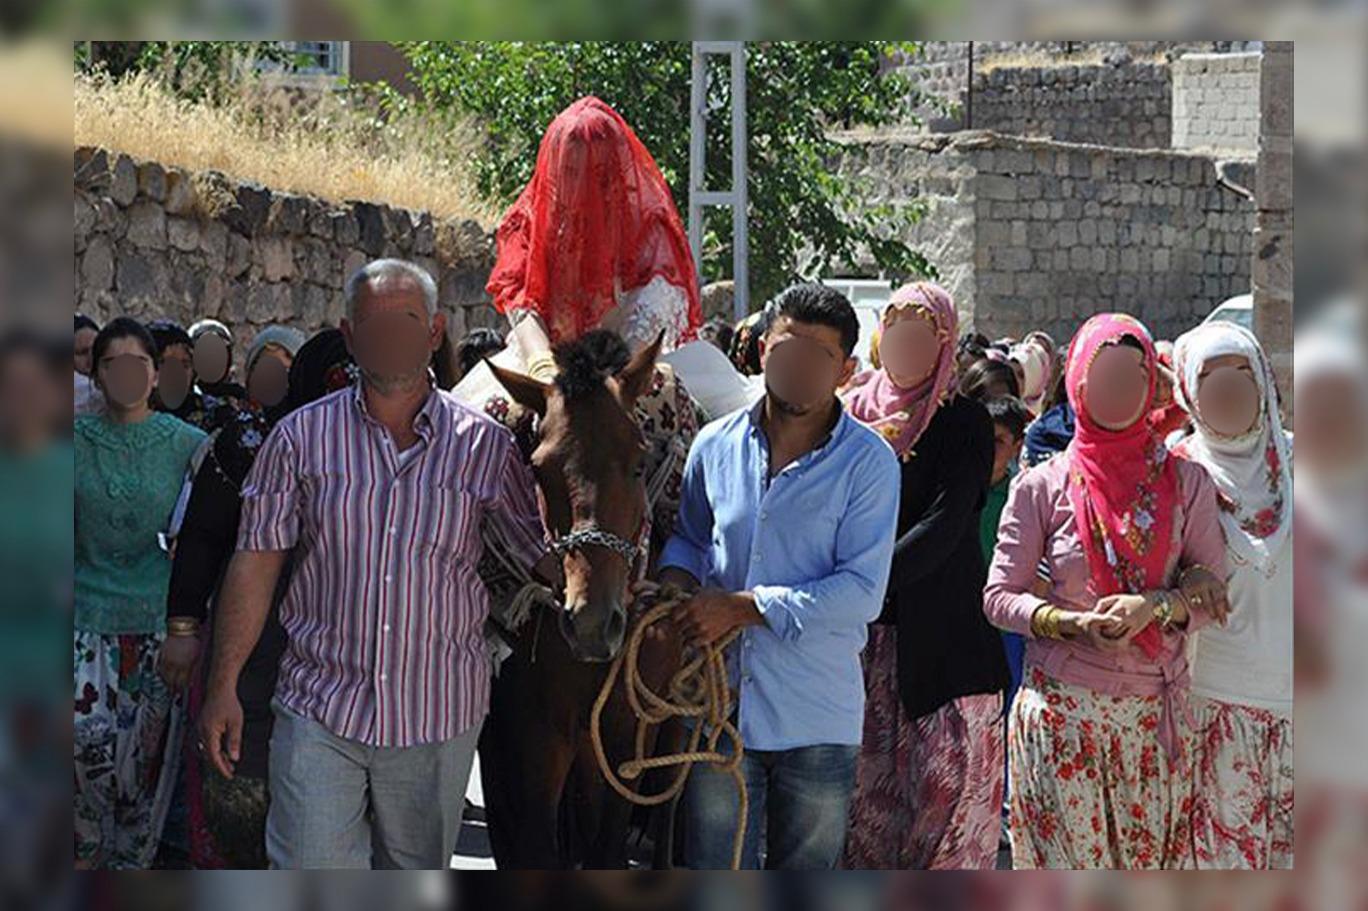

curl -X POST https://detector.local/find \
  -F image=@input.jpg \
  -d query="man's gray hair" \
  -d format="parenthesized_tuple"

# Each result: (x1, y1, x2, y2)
(344, 259, 439, 321)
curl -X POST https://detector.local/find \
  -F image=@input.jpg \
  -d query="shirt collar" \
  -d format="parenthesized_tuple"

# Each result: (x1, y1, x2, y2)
(747, 395, 848, 463)
(352, 370, 441, 438)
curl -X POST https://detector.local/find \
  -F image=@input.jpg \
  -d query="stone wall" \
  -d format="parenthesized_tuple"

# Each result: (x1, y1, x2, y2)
(1251, 43, 1294, 398)
(970, 63, 1171, 149)
(902, 41, 973, 132)
(903, 41, 1262, 145)
(835, 129, 1257, 342)
(1172, 52, 1262, 153)
(73, 147, 502, 371)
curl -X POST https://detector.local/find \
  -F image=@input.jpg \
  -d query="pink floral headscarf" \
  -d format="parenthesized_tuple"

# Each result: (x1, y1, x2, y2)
(1065, 313, 1180, 659)
(843, 281, 959, 460)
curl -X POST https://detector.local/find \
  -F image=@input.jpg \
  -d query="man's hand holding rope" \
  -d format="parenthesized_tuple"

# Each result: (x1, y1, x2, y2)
(631, 578, 764, 646)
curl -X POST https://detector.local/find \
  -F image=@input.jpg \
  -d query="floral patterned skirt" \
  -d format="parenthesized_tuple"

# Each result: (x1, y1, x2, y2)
(1007, 666, 1194, 869)
(843, 624, 1004, 869)
(1190, 695, 1294, 869)
(73, 629, 179, 869)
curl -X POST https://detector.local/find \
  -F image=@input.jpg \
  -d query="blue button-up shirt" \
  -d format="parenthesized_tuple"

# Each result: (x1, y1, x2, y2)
(659, 398, 901, 751)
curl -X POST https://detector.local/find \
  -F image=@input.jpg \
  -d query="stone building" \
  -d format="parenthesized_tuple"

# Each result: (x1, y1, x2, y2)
(848, 40, 1289, 372)
(833, 128, 1256, 342)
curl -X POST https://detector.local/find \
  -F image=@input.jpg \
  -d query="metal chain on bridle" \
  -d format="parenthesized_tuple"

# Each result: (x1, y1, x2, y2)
(476, 379, 746, 867)
(549, 526, 642, 566)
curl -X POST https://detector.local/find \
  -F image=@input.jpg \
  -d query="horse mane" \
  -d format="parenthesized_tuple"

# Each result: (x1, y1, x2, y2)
(551, 330, 632, 400)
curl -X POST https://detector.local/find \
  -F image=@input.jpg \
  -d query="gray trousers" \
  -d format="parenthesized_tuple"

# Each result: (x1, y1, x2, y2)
(266, 699, 482, 869)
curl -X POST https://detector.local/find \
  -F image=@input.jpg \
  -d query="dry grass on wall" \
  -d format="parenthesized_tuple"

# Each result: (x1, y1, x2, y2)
(976, 47, 1167, 74)
(73, 71, 498, 226)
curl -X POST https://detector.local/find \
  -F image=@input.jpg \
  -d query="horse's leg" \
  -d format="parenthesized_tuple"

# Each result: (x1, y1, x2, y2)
(580, 622, 686, 869)
(573, 720, 639, 869)
(479, 663, 518, 868)
(516, 625, 592, 869)
(516, 725, 576, 869)
(649, 719, 688, 869)
(480, 623, 580, 870)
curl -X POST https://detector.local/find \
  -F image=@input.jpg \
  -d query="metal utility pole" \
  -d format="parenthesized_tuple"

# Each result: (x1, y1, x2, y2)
(689, 41, 749, 321)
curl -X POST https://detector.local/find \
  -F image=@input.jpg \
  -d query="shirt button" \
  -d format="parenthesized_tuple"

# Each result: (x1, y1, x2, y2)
(753, 554, 762, 563)
(378, 673, 387, 682)
(760, 511, 769, 520)
(383, 575, 392, 584)
(382, 624, 391, 633)
(389, 527, 398, 536)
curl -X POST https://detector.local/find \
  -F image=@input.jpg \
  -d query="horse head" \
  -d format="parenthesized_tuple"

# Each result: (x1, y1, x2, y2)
(489, 329, 663, 663)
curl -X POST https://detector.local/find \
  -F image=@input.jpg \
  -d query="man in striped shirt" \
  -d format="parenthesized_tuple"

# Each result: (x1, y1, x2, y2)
(199, 259, 557, 868)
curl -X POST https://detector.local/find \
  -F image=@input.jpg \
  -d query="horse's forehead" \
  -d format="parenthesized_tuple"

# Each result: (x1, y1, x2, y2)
(534, 387, 634, 452)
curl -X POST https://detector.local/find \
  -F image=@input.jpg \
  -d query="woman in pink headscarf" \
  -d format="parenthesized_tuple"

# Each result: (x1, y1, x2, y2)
(984, 313, 1230, 869)
(842, 282, 1010, 869)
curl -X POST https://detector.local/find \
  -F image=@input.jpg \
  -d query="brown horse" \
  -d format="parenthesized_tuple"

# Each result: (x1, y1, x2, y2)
(479, 329, 689, 868)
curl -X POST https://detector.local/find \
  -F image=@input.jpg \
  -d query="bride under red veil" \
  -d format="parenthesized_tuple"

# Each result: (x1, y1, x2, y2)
(486, 96, 702, 348)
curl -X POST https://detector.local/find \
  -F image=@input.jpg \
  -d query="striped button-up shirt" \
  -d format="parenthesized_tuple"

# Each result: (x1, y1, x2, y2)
(237, 382, 547, 747)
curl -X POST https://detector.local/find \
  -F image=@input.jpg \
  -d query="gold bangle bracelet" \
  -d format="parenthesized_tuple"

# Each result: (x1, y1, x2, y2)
(1178, 563, 1217, 587)
(1031, 605, 1062, 640)
(166, 618, 201, 637)
(526, 352, 558, 383)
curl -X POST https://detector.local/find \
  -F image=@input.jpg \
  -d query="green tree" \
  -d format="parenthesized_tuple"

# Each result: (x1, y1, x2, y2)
(394, 41, 935, 308)
(75, 41, 305, 102)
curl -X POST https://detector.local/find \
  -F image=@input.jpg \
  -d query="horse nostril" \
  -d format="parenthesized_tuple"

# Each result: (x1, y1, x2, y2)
(556, 601, 626, 663)
(606, 608, 626, 648)
(558, 606, 579, 645)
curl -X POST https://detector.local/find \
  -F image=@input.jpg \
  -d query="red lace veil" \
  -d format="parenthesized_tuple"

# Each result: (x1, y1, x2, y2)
(486, 96, 702, 345)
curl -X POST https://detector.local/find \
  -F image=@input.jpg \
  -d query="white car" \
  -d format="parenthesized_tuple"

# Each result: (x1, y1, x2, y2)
(1203, 293, 1253, 331)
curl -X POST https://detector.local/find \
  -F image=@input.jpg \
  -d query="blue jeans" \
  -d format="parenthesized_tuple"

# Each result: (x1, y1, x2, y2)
(683, 738, 859, 869)
(1001, 630, 1025, 802)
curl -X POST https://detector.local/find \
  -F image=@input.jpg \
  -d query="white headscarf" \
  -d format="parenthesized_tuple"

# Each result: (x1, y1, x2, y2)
(1172, 321, 1292, 576)
(1009, 339, 1052, 415)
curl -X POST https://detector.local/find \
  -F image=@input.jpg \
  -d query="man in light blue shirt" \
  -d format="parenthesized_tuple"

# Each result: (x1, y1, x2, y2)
(648, 284, 900, 869)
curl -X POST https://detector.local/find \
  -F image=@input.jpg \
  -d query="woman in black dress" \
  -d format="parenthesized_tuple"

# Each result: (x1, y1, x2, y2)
(158, 329, 354, 867)
(841, 282, 1009, 869)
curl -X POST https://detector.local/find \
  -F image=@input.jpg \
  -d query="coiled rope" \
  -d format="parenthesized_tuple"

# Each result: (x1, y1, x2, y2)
(589, 585, 748, 870)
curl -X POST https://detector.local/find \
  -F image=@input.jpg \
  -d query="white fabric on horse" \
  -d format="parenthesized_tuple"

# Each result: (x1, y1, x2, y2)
(661, 340, 763, 422)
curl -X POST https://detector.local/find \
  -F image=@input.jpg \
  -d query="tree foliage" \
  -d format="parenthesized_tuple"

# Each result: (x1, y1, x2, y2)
(396, 41, 935, 307)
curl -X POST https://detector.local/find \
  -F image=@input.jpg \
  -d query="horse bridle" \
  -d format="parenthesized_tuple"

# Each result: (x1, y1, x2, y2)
(550, 525, 642, 566)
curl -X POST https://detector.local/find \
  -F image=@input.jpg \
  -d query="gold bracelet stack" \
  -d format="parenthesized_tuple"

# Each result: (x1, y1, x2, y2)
(526, 352, 558, 383)
(1178, 563, 1218, 587)
(1031, 605, 1063, 640)
(166, 616, 201, 638)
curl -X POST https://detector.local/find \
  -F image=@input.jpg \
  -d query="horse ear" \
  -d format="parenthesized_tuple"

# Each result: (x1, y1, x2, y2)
(488, 360, 551, 416)
(616, 330, 665, 404)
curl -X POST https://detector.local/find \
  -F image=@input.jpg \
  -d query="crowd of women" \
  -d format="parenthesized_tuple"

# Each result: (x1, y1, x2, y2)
(720, 284, 1292, 870)
(67, 94, 1291, 871)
